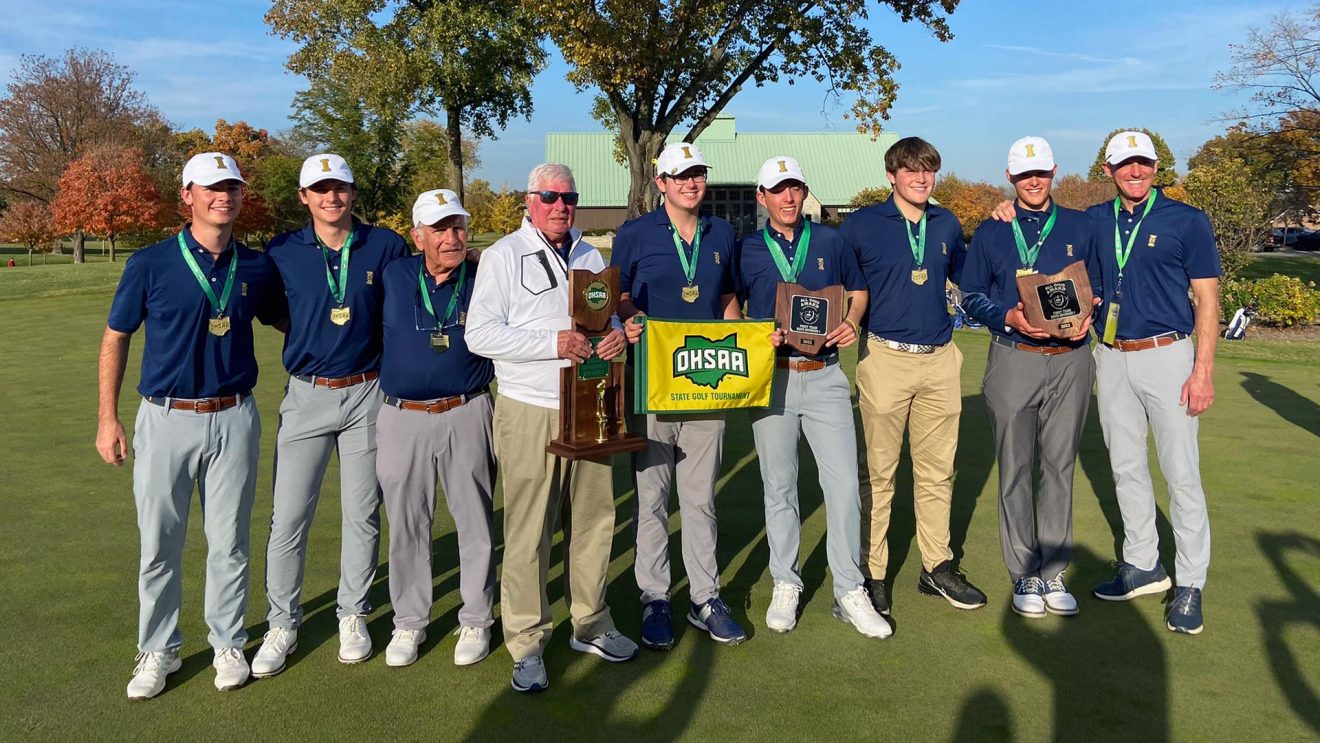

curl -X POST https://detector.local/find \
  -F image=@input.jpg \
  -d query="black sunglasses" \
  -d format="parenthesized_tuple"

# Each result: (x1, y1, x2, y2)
(534, 190, 580, 205)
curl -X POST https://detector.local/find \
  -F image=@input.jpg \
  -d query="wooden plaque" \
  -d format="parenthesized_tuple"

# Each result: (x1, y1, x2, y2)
(547, 267, 647, 460)
(1015, 260, 1094, 339)
(775, 282, 845, 356)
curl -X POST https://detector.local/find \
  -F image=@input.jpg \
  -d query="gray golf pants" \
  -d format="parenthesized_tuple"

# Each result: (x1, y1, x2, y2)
(750, 362, 865, 599)
(983, 342, 1093, 582)
(265, 376, 383, 628)
(633, 412, 726, 605)
(1095, 339, 1211, 588)
(133, 396, 260, 653)
(376, 394, 496, 630)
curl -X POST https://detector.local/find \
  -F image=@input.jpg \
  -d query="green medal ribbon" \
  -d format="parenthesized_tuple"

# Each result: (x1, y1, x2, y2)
(762, 220, 811, 283)
(1010, 204, 1057, 270)
(904, 210, 927, 268)
(670, 222, 702, 286)
(1112, 190, 1158, 281)
(418, 259, 468, 328)
(177, 232, 238, 317)
(316, 229, 355, 306)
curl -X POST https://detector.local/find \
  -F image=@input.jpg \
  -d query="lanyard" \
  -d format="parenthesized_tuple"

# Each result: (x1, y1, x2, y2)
(1010, 204, 1056, 269)
(904, 210, 927, 267)
(1112, 190, 1158, 279)
(317, 228, 355, 306)
(177, 232, 237, 317)
(670, 221, 702, 286)
(418, 259, 467, 327)
(762, 220, 811, 283)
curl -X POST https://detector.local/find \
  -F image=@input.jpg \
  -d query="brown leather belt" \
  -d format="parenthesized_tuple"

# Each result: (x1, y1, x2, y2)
(145, 395, 243, 413)
(385, 389, 486, 415)
(991, 334, 1077, 356)
(295, 370, 379, 390)
(776, 355, 838, 372)
(1106, 332, 1189, 352)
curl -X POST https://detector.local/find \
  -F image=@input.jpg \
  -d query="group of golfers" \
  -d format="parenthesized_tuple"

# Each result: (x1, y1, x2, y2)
(96, 128, 1219, 700)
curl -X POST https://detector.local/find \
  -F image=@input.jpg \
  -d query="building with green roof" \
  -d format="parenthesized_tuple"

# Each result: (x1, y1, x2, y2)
(544, 114, 899, 235)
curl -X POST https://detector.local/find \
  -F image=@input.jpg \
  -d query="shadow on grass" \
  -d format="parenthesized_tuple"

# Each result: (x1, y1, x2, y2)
(1256, 531, 1320, 735)
(1240, 372, 1320, 438)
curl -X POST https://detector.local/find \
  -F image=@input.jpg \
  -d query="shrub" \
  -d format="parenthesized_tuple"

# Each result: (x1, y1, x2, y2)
(1220, 274, 1320, 326)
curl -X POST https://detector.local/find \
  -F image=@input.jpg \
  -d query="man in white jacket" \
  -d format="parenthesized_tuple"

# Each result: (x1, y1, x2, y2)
(465, 163, 637, 693)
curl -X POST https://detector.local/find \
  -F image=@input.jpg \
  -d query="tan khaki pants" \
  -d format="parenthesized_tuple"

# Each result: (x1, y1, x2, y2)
(493, 395, 616, 660)
(856, 340, 962, 578)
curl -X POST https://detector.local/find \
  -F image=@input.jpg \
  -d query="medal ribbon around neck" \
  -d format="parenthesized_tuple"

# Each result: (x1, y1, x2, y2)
(1112, 189, 1158, 280)
(1010, 204, 1057, 270)
(177, 232, 237, 318)
(762, 220, 811, 283)
(418, 259, 467, 329)
(670, 221, 702, 286)
(904, 210, 927, 268)
(317, 228, 356, 306)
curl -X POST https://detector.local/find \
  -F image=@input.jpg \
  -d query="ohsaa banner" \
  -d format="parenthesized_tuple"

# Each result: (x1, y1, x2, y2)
(634, 318, 775, 414)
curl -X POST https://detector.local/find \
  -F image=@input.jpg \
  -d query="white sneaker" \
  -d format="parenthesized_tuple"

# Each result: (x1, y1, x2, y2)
(1012, 577, 1047, 618)
(1044, 572, 1080, 616)
(832, 587, 894, 639)
(385, 628, 426, 667)
(765, 582, 801, 633)
(511, 655, 548, 693)
(213, 647, 250, 691)
(251, 627, 298, 678)
(338, 614, 372, 663)
(126, 650, 181, 700)
(453, 626, 491, 666)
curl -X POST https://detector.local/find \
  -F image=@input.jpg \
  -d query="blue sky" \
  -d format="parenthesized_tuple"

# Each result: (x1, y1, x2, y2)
(0, 0, 1303, 190)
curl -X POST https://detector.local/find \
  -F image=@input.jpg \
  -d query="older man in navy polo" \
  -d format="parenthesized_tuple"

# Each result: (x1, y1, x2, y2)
(737, 156, 891, 639)
(96, 152, 286, 699)
(613, 141, 745, 649)
(253, 154, 409, 676)
(841, 136, 987, 620)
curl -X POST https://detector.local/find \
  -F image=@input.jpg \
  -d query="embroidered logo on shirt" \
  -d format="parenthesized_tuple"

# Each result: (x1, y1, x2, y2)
(714, 252, 721, 265)
(459, 311, 467, 325)
(1066, 244, 1074, 257)
(818, 257, 825, 270)
(366, 271, 374, 285)
(942, 242, 948, 255)
(1148, 235, 1158, 248)
(240, 282, 248, 296)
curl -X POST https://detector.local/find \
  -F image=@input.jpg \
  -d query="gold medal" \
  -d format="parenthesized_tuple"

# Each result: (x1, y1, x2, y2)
(330, 306, 351, 325)
(911, 268, 928, 286)
(1015, 267, 1037, 278)
(682, 285, 700, 303)
(208, 316, 231, 337)
(430, 332, 449, 354)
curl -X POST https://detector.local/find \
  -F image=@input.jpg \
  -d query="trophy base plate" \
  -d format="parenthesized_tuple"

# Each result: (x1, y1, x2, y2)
(546, 434, 648, 460)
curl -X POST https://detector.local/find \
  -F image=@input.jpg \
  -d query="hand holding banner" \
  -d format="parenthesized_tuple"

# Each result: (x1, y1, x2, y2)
(633, 318, 775, 414)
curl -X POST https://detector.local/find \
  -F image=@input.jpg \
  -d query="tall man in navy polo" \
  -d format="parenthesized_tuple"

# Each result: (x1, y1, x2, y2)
(96, 152, 286, 700)
(962, 137, 1099, 619)
(841, 136, 987, 618)
(253, 154, 409, 676)
(1087, 131, 1220, 635)
(614, 141, 746, 648)
(374, 190, 497, 668)
(736, 156, 890, 639)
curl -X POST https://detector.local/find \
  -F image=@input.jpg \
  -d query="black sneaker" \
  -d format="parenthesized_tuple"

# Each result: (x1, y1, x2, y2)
(918, 561, 987, 610)
(865, 578, 891, 616)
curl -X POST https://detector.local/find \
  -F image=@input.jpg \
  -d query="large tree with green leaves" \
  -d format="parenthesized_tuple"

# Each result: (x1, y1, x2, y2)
(1088, 127, 1178, 187)
(266, 0, 546, 202)
(528, 0, 958, 217)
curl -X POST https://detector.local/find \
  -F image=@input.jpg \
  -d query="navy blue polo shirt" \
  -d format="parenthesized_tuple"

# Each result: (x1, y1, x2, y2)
(267, 220, 409, 378)
(736, 220, 865, 355)
(1086, 188, 1221, 339)
(379, 254, 493, 400)
(107, 229, 286, 399)
(611, 207, 737, 320)
(841, 196, 967, 346)
(962, 202, 1099, 348)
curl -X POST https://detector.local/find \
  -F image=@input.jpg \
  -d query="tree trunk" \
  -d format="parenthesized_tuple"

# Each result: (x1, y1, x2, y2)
(27, 248, 33, 266)
(109, 232, 117, 262)
(621, 129, 667, 219)
(446, 105, 465, 203)
(74, 229, 86, 264)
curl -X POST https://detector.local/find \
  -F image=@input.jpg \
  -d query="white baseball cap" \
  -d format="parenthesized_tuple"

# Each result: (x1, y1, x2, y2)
(1006, 136, 1055, 175)
(300, 153, 355, 188)
(412, 189, 470, 227)
(656, 142, 711, 177)
(1105, 131, 1157, 165)
(757, 155, 807, 189)
(181, 152, 246, 187)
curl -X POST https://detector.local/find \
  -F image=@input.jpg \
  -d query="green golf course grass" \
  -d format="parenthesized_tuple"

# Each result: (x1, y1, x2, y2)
(1, 258, 1317, 741)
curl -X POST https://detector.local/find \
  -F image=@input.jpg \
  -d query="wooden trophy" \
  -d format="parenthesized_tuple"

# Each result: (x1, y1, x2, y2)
(546, 267, 647, 460)
(1015, 260, 1094, 338)
(775, 282, 845, 355)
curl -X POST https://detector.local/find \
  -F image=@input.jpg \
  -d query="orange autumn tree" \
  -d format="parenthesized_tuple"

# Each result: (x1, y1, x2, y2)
(51, 146, 169, 261)
(0, 199, 58, 264)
